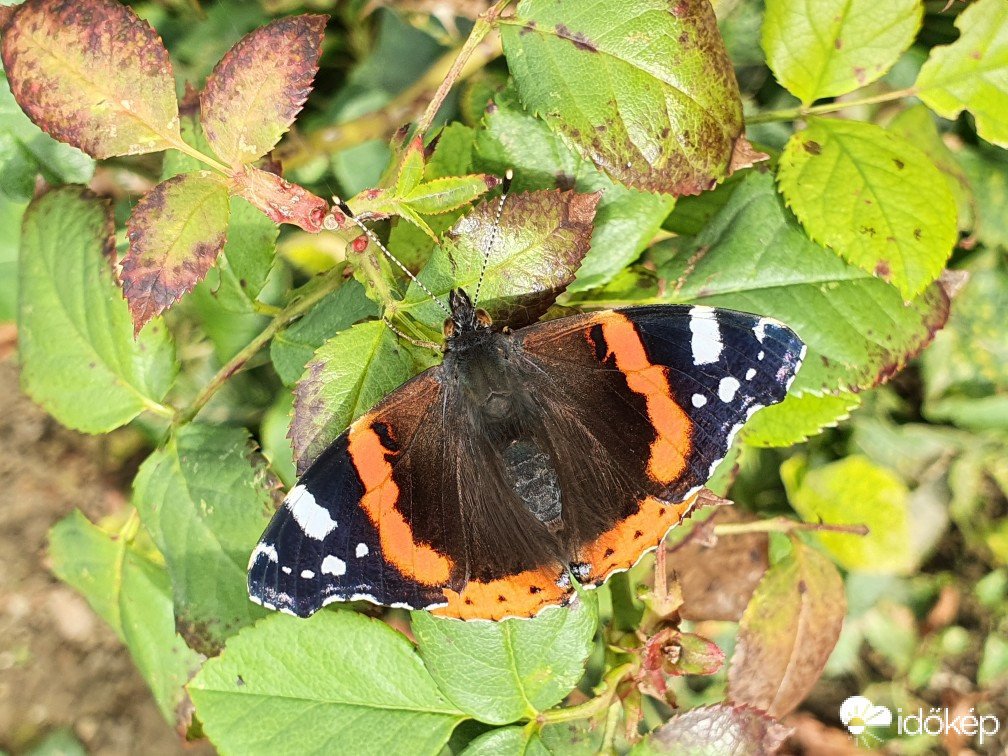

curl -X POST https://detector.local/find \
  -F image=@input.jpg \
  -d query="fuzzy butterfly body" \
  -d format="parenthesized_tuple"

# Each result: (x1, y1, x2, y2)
(248, 290, 805, 620)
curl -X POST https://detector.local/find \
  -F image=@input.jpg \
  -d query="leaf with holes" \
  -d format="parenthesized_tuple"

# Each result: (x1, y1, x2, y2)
(121, 171, 231, 334)
(1, 0, 180, 157)
(19, 187, 177, 433)
(782, 455, 915, 574)
(777, 118, 957, 300)
(475, 84, 676, 292)
(500, 0, 746, 195)
(201, 15, 327, 165)
(656, 171, 951, 396)
(412, 592, 598, 725)
(50, 510, 202, 724)
(762, 0, 921, 104)
(232, 164, 328, 231)
(133, 424, 278, 656)
(914, 0, 1008, 149)
(290, 320, 432, 474)
(728, 539, 845, 717)
(399, 190, 599, 330)
(189, 611, 465, 755)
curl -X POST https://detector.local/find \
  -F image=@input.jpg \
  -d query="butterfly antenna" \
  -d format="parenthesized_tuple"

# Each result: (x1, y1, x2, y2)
(334, 199, 450, 317)
(472, 169, 512, 309)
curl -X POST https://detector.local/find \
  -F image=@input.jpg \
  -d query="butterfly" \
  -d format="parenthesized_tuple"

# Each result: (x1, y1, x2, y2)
(248, 182, 805, 621)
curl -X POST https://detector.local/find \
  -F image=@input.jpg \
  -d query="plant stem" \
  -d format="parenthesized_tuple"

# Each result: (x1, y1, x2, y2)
(539, 662, 636, 725)
(745, 87, 915, 125)
(276, 35, 503, 171)
(176, 268, 345, 425)
(415, 0, 514, 134)
(714, 517, 869, 537)
(168, 137, 232, 175)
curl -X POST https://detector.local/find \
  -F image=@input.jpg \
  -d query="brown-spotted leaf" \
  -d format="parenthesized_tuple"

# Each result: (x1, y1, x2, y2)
(122, 172, 230, 334)
(500, 0, 744, 195)
(631, 704, 791, 755)
(728, 540, 845, 718)
(1, 0, 180, 158)
(232, 164, 327, 231)
(666, 508, 769, 622)
(399, 190, 600, 329)
(201, 14, 327, 165)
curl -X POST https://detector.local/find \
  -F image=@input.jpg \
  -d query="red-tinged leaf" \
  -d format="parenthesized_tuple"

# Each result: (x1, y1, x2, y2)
(1, 0, 180, 158)
(395, 135, 426, 195)
(640, 628, 725, 700)
(666, 508, 769, 622)
(122, 172, 230, 334)
(728, 540, 845, 718)
(200, 14, 327, 165)
(631, 704, 791, 755)
(232, 165, 327, 231)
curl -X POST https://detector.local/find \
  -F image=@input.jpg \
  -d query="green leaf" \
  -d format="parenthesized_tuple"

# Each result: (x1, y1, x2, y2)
(132, 424, 276, 655)
(261, 390, 296, 487)
(500, 0, 745, 194)
(914, 0, 1008, 148)
(290, 319, 424, 473)
(201, 15, 327, 165)
(412, 592, 598, 724)
(203, 196, 280, 314)
(474, 85, 675, 292)
(656, 171, 951, 395)
(400, 190, 599, 329)
(781, 455, 914, 573)
(740, 392, 861, 448)
(728, 539, 845, 717)
(630, 704, 790, 755)
(189, 611, 466, 755)
(957, 144, 1008, 251)
(121, 171, 231, 334)
(49, 510, 202, 723)
(462, 721, 602, 755)
(18, 187, 178, 433)
(777, 118, 957, 300)
(0, 0, 181, 157)
(0, 73, 94, 202)
(0, 194, 27, 322)
(762, 0, 921, 105)
(271, 278, 377, 386)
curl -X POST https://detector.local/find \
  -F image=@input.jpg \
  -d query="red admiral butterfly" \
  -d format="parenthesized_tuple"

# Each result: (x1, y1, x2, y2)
(249, 181, 805, 620)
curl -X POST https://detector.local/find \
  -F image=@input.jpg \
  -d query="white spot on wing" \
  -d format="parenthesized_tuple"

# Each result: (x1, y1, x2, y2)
(321, 555, 347, 576)
(249, 542, 278, 567)
(691, 393, 707, 408)
(753, 319, 768, 343)
(356, 543, 369, 558)
(300, 569, 315, 579)
(719, 376, 741, 403)
(689, 308, 722, 365)
(281, 566, 292, 575)
(745, 368, 757, 380)
(758, 350, 765, 361)
(286, 484, 337, 540)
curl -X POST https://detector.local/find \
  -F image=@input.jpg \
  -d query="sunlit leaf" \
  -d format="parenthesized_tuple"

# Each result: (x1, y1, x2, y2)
(500, 0, 746, 194)
(728, 539, 845, 717)
(201, 15, 327, 165)
(762, 0, 921, 104)
(741, 392, 861, 448)
(121, 171, 231, 334)
(777, 118, 957, 300)
(914, 0, 1008, 148)
(1, 0, 180, 157)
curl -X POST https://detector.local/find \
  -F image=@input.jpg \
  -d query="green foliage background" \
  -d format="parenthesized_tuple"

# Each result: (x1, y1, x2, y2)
(2, 0, 1007, 753)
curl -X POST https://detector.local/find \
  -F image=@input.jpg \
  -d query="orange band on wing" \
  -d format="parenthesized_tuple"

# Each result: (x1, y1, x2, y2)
(600, 315, 692, 484)
(434, 565, 573, 620)
(578, 493, 698, 583)
(348, 424, 453, 585)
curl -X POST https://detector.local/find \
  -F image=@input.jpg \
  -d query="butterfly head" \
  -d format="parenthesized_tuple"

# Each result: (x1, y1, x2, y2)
(444, 288, 493, 340)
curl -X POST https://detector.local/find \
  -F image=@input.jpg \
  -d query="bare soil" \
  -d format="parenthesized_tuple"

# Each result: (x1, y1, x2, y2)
(0, 360, 207, 755)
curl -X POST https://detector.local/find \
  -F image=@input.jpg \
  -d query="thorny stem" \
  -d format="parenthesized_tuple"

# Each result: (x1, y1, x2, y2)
(714, 517, 869, 537)
(745, 87, 915, 124)
(276, 34, 503, 170)
(538, 662, 637, 726)
(415, 0, 515, 134)
(175, 267, 346, 425)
